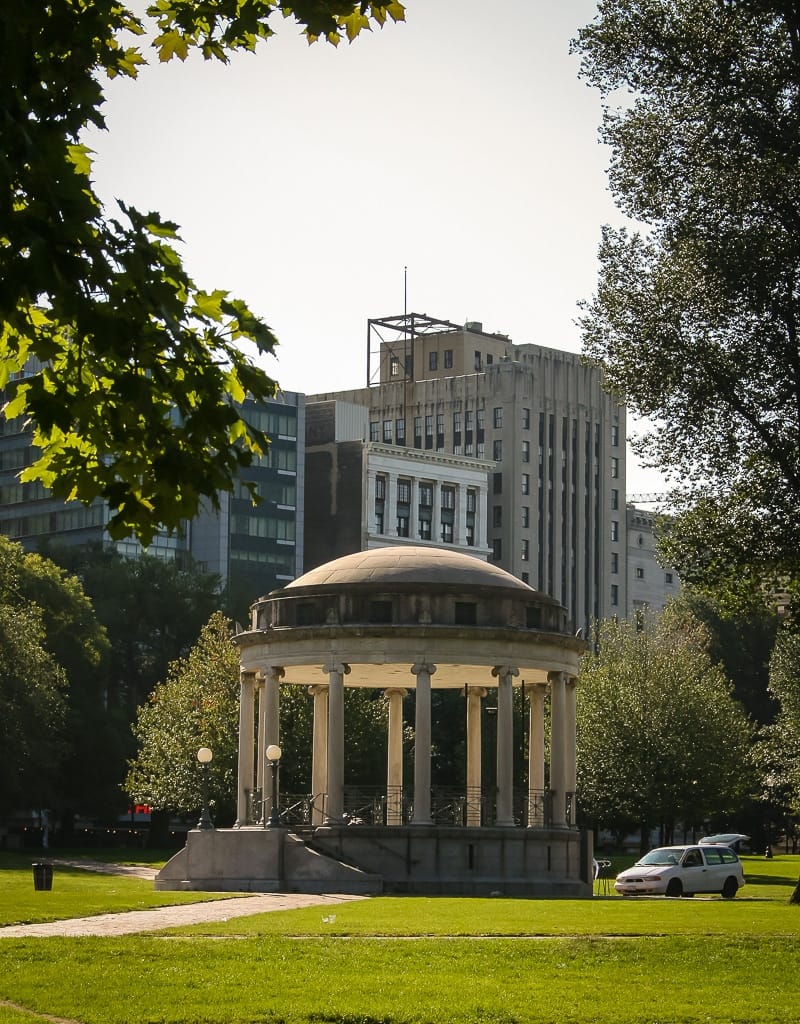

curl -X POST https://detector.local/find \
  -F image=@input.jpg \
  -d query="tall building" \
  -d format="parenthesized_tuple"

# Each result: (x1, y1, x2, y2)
(0, 360, 304, 608)
(310, 313, 625, 631)
(305, 399, 493, 569)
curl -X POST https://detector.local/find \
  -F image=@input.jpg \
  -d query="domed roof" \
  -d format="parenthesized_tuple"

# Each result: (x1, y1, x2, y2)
(286, 546, 535, 592)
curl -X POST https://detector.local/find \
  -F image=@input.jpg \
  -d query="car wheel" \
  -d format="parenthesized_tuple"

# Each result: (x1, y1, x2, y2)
(665, 878, 683, 898)
(721, 877, 738, 899)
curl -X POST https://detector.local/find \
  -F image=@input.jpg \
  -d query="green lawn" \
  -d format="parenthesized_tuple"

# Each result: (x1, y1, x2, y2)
(0, 852, 235, 926)
(0, 852, 797, 1024)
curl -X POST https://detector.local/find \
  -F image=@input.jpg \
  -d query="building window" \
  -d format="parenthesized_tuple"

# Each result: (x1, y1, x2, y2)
(474, 351, 482, 370)
(611, 584, 619, 606)
(441, 486, 455, 510)
(522, 408, 531, 430)
(390, 356, 401, 377)
(375, 475, 386, 501)
(521, 473, 530, 495)
(635, 567, 644, 579)
(486, 353, 493, 365)
(493, 472, 503, 495)
(413, 416, 422, 449)
(425, 414, 434, 450)
(466, 489, 476, 513)
(397, 515, 409, 537)
(611, 488, 619, 510)
(521, 506, 530, 528)
(369, 421, 379, 442)
(521, 539, 530, 561)
(476, 442, 485, 459)
(611, 552, 618, 574)
(611, 457, 620, 479)
(436, 413, 445, 450)
(493, 439, 503, 461)
(444, 349, 453, 369)
(375, 510, 384, 534)
(493, 505, 502, 527)
(397, 479, 411, 504)
(493, 406, 503, 428)
(429, 351, 438, 371)
(419, 483, 433, 507)
(492, 538, 502, 560)
(466, 523, 475, 546)
(476, 408, 485, 439)
(418, 519, 431, 540)
(395, 418, 405, 444)
(665, 572, 674, 584)
(611, 520, 619, 542)
(441, 521, 454, 543)
(383, 419, 392, 443)
(611, 424, 620, 447)
(522, 440, 530, 463)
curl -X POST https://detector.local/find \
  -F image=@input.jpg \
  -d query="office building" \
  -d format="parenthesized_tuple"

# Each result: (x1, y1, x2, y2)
(304, 400, 492, 569)
(310, 313, 625, 631)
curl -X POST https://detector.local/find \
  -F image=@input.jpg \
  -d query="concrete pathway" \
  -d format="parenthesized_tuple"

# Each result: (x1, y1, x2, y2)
(1, 859, 366, 938)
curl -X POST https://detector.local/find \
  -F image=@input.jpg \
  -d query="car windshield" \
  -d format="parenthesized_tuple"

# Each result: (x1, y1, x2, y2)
(637, 848, 682, 866)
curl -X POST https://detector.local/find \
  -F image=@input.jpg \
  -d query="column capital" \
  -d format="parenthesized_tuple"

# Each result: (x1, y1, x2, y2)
(411, 662, 437, 677)
(308, 683, 329, 697)
(566, 674, 579, 690)
(492, 664, 520, 679)
(240, 669, 257, 686)
(384, 687, 409, 699)
(463, 685, 488, 699)
(261, 665, 285, 684)
(322, 662, 350, 676)
(547, 669, 567, 685)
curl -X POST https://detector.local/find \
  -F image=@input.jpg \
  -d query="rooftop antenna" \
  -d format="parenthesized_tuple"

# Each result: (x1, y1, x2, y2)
(404, 265, 407, 317)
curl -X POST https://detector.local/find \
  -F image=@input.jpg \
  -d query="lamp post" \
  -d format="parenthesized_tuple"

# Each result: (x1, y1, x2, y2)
(196, 746, 214, 830)
(266, 744, 282, 828)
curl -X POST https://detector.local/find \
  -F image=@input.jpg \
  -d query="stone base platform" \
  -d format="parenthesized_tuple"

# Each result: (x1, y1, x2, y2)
(155, 825, 593, 897)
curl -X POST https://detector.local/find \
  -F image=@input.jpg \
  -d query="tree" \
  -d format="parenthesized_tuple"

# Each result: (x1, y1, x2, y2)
(577, 605, 754, 849)
(574, 1, 800, 592)
(767, 626, 800, 815)
(1, 2, 405, 544)
(0, 535, 108, 813)
(126, 611, 241, 823)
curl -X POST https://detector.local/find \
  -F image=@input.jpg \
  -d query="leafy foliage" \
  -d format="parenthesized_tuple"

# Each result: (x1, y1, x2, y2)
(0, 536, 108, 811)
(577, 605, 754, 839)
(574, 1, 800, 590)
(126, 611, 241, 820)
(1, 1, 404, 544)
(767, 625, 800, 821)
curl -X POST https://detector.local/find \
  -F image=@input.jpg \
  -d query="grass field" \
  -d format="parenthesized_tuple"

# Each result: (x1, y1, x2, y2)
(0, 851, 798, 1024)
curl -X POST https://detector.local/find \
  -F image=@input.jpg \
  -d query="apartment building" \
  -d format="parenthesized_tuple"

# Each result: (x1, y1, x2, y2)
(311, 314, 625, 631)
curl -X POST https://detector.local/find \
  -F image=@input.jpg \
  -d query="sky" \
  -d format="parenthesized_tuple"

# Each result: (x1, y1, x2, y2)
(85, 0, 665, 495)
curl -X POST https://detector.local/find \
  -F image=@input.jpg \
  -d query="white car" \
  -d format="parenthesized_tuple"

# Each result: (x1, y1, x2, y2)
(614, 844, 745, 898)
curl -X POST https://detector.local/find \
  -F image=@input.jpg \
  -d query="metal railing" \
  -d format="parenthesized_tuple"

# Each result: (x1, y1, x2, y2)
(242, 786, 568, 828)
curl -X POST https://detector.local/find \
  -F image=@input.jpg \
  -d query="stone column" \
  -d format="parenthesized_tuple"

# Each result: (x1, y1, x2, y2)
(261, 666, 284, 826)
(308, 684, 328, 825)
(548, 670, 567, 828)
(235, 670, 257, 827)
(323, 662, 350, 822)
(456, 483, 468, 547)
(410, 479, 419, 540)
(256, 675, 266, 799)
(565, 675, 578, 827)
(411, 662, 436, 824)
(385, 688, 407, 825)
(492, 664, 519, 827)
(465, 686, 486, 827)
(366, 469, 378, 535)
(432, 481, 442, 543)
(386, 475, 398, 537)
(527, 683, 547, 827)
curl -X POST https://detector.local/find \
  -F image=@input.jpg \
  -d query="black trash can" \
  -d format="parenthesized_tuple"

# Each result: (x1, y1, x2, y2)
(32, 862, 53, 891)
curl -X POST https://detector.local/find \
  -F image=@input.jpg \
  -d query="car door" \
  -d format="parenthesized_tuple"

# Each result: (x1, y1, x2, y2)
(680, 847, 707, 893)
